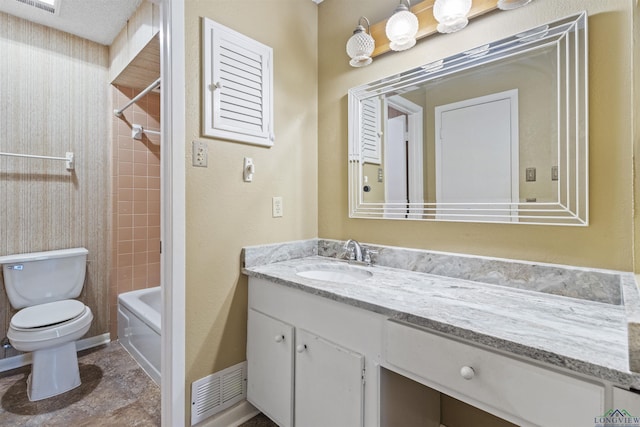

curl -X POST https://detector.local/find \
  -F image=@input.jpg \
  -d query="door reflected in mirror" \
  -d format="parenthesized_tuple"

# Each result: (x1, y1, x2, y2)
(348, 12, 588, 225)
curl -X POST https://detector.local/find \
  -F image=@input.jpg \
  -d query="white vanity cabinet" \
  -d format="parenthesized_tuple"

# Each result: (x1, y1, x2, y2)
(247, 278, 372, 427)
(385, 320, 605, 427)
(246, 272, 634, 427)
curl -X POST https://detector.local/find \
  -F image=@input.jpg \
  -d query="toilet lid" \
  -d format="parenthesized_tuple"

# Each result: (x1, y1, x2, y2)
(11, 300, 86, 329)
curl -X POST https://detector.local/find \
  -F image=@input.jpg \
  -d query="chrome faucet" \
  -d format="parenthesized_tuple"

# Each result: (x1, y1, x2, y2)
(344, 239, 363, 262)
(344, 239, 377, 265)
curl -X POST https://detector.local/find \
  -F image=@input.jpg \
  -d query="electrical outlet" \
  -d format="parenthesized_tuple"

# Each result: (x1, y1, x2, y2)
(192, 141, 208, 167)
(272, 197, 283, 217)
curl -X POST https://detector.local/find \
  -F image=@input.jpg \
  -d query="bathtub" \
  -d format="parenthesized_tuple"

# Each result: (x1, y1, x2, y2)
(118, 287, 161, 385)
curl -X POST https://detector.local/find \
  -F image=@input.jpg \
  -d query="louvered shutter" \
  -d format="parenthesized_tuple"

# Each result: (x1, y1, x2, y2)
(203, 18, 274, 147)
(361, 98, 381, 164)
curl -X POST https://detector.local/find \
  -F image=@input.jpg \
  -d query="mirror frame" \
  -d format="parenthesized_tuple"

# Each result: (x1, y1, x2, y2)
(348, 12, 588, 226)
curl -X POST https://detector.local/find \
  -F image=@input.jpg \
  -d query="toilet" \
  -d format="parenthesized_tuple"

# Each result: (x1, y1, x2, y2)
(0, 247, 93, 401)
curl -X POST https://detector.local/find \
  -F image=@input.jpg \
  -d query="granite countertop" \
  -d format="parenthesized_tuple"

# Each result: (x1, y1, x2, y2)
(243, 254, 640, 389)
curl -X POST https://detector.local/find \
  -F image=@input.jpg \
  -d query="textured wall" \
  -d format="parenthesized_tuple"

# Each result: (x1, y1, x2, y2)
(318, 0, 635, 270)
(183, 0, 318, 420)
(110, 87, 161, 340)
(0, 12, 110, 358)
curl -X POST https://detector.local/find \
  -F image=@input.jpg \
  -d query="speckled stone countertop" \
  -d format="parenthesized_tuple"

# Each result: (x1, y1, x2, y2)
(242, 239, 640, 389)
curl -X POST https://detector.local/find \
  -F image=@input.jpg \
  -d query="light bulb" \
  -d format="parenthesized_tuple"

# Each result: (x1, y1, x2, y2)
(385, 1, 418, 52)
(433, 0, 472, 34)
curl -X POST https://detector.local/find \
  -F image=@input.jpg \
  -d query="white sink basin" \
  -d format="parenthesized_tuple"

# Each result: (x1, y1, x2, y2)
(296, 263, 373, 283)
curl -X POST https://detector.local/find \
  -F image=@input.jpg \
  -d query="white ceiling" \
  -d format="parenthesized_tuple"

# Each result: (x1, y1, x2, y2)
(0, 0, 143, 45)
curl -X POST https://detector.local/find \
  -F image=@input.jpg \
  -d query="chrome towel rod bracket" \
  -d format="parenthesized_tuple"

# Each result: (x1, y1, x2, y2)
(0, 151, 74, 171)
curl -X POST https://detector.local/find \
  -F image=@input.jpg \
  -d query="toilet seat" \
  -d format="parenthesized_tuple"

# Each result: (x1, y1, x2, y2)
(8, 301, 93, 352)
(11, 300, 86, 330)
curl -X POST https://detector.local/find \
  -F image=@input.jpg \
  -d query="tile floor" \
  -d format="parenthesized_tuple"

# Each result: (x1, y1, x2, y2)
(0, 342, 159, 426)
(240, 412, 278, 427)
(0, 341, 277, 427)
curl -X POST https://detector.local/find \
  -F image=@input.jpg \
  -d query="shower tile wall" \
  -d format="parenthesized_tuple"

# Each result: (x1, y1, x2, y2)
(0, 12, 110, 359)
(110, 86, 161, 339)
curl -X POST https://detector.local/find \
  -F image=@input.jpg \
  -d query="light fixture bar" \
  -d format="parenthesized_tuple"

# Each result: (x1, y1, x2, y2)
(369, 0, 499, 58)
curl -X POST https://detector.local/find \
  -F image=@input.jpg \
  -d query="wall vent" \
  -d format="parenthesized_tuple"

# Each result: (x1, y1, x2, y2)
(15, 0, 58, 14)
(191, 361, 247, 425)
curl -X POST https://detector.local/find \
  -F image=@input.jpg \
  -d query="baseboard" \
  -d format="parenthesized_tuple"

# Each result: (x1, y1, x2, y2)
(194, 400, 260, 427)
(0, 333, 111, 373)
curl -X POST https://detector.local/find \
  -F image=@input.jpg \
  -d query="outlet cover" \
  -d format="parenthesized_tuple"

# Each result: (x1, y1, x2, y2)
(192, 141, 208, 167)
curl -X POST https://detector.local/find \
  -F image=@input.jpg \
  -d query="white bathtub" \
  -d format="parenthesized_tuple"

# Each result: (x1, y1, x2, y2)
(118, 286, 161, 385)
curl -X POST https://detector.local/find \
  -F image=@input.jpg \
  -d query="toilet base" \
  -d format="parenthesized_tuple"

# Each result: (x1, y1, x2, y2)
(27, 341, 81, 401)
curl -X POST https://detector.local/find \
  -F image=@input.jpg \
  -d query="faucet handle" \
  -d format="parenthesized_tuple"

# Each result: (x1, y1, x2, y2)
(362, 247, 378, 265)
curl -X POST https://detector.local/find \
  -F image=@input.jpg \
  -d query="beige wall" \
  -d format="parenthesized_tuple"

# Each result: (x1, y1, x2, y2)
(319, 0, 635, 270)
(183, 0, 318, 418)
(634, 2, 640, 273)
(0, 12, 111, 358)
(110, 87, 161, 340)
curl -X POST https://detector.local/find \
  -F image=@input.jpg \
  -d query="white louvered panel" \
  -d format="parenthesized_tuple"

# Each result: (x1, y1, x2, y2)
(361, 98, 381, 164)
(191, 361, 248, 425)
(222, 367, 244, 403)
(203, 18, 274, 147)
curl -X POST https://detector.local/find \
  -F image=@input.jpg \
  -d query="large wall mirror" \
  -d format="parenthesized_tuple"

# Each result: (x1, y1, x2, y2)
(348, 12, 587, 225)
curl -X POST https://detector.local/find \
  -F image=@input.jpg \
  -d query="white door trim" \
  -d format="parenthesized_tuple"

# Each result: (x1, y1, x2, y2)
(161, 0, 186, 426)
(385, 95, 424, 218)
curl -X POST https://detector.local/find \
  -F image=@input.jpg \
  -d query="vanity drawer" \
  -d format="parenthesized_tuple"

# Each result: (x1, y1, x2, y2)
(385, 321, 603, 427)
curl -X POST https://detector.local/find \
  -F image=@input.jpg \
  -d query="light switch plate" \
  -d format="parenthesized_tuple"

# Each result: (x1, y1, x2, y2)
(243, 157, 254, 182)
(272, 197, 283, 217)
(526, 167, 536, 182)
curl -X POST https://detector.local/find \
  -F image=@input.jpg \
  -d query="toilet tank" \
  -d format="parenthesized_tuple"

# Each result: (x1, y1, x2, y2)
(0, 248, 88, 309)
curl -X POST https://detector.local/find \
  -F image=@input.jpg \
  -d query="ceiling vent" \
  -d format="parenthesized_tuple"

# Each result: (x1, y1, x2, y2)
(15, 0, 58, 15)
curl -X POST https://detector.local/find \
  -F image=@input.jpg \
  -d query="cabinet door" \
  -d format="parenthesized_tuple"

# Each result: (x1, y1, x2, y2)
(613, 387, 640, 413)
(247, 309, 294, 427)
(295, 328, 365, 427)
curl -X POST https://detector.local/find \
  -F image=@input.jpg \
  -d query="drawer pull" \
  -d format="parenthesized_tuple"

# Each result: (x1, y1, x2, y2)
(460, 366, 475, 380)
(296, 344, 307, 353)
(274, 334, 284, 343)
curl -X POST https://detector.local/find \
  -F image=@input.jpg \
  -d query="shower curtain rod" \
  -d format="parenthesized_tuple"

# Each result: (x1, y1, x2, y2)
(113, 77, 161, 117)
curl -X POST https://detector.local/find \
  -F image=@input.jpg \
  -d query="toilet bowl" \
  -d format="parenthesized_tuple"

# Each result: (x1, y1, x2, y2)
(0, 248, 93, 401)
(8, 300, 93, 401)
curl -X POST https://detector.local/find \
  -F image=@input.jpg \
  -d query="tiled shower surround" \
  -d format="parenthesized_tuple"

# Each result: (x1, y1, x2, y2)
(110, 86, 161, 339)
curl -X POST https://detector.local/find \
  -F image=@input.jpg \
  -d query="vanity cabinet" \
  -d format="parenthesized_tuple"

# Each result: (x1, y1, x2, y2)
(246, 274, 628, 427)
(247, 298, 366, 427)
(385, 320, 605, 427)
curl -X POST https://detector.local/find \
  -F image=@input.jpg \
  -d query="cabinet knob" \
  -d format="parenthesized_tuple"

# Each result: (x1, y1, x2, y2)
(274, 335, 284, 343)
(296, 344, 307, 353)
(460, 366, 475, 380)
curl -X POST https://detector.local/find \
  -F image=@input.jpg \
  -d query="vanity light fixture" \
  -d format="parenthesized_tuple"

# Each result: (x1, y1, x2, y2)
(433, 0, 472, 34)
(385, 0, 419, 51)
(497, 0, 534, 10)
(346, 16, 375, 67)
